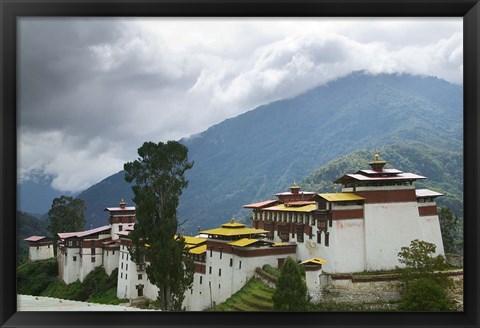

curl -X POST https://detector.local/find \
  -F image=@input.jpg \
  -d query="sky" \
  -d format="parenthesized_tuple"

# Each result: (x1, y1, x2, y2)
(18, 17, 463, 193)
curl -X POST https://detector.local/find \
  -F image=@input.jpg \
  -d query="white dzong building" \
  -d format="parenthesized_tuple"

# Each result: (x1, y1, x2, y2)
(244, 152, 445, 273)
(24, 236, 54, 261)
(33, 152, 445, 310)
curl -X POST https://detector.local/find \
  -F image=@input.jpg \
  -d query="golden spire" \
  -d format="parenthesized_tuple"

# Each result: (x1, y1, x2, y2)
(374, 149, 379, 162)
(231, 216, 236, 224)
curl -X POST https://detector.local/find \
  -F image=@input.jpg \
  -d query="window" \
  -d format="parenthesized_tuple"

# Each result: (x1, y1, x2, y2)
(121, 263, 123, 269)
(200, 276, 203, 284)
(122, 253, 124, 260)
(91, 256, 96, 263)
(37, 246, 39, 250)
(210, 248, 213, 257)
(209, 266, 212, 274)
(239, 261, 242, 269)
(73, 256, 77, 262)
(126, 264, 128, 271)
(91, 247, 95, 255)
(113, 251, 115, 255)
(119, 225, 123, 231)
(219, 268, 221, 277)
(138, 274, 142, 280)
(317, 232, 322, 244)
(125, 274, 128, 280)
(220, 250, 222, 259)
(121, 273, 123, 278)
(325, 232, 330, 247)
(219, 284, 221, 289)
(229, 258, 233, 267)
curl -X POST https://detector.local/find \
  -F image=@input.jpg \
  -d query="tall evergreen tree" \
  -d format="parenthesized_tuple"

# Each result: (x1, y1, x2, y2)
(272, 256, 308, 311)
(48, 196, 86, 254)
(124, 141, 194, 311)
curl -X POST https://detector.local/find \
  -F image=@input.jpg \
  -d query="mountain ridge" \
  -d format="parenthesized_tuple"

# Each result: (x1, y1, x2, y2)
(21, 72, 462, 232)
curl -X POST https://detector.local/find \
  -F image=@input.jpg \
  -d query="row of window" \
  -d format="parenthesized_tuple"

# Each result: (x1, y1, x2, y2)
(120, 272, 143, 280)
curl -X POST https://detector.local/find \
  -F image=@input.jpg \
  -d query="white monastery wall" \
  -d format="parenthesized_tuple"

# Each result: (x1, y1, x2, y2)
(103, 249, 120, 275)
(327, 218, 365, 273)
(80, 246, 104, 282)
(61, 248, 81, 284)
(363, 202, 423, 271)
(29, 245, 54, 261)
(417, 214, 445, 256)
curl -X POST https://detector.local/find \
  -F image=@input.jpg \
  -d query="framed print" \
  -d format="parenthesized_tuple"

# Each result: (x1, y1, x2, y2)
(1, 0, 479, 327)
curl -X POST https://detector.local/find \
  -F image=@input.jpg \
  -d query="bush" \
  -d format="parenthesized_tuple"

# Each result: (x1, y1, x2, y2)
(398, 239, 446, 273)
(398, 277, 455, 311)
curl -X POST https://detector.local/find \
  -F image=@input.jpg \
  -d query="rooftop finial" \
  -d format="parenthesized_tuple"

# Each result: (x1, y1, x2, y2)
(369, 148, 387, 171)
(231, 216, 236, 224)
(119, 198, 126, 208)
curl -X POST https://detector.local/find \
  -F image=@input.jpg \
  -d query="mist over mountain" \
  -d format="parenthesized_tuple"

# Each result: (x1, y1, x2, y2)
(22, 72, 462, 232)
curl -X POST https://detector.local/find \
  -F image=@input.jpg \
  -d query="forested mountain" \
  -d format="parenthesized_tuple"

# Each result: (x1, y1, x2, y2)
(301, 143, 463, 217)
(72, 72, 462, 232)
(17, 211, 50, 263)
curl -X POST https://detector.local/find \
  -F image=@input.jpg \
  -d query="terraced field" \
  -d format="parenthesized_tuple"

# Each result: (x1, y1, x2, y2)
(208, 278, 274, 311)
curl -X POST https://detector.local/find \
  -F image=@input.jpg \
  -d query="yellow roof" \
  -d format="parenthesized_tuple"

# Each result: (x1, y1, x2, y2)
(265, 204, 316, 212)
(188, 244, 207, 255)
(300, 258, 327, 265)
(228, 238, 259, 247)
(317, 193, 365, 202)
(221, 222, 246, 228)
(200, 227, 268, 237)
(272, 242, 288, 247)
(183, 236, 207, 245)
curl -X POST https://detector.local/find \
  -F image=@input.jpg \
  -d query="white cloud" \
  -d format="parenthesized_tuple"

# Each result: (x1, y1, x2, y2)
(18, 17, 463, 193)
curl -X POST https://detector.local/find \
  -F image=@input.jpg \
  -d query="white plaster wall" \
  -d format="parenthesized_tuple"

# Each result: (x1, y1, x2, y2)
(417, 215, 445, 256)
(305, 270, 324, 302)
(183, 271, 209, 311)
(29, 245, 54, 261)
(363, 202, 423, 271)
(80, 246, 104, 282)
(328, 219, 365, 273)
(104, 249, 120, 275)
(110, 223, 133, 240)
(62, 248, 81, 284)
(117, 245, 132, 299)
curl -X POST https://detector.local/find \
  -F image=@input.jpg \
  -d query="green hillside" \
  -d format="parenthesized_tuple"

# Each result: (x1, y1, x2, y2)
(301, 142, 463, 218)
(208, 277, 274, 311)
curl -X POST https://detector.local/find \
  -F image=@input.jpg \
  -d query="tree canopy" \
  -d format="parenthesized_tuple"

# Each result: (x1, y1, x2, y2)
(272, 256, 309, 311)
(124, 140, 194, 311)
(48, 196, 86, 253)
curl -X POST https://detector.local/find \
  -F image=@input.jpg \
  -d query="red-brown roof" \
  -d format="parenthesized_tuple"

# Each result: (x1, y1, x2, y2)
(24, 236, 50, 242)
(57, 225, 111, 240)
(243, 200, 278, 209)
(335, 172, 426, 183)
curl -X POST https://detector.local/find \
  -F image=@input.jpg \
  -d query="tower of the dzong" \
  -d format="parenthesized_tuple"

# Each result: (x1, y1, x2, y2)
(105, 199, 136, 240)
(333, 150, 444, 271)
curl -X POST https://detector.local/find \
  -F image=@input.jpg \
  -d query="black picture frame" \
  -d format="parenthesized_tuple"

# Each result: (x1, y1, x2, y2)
(1, 1, 478, 327)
